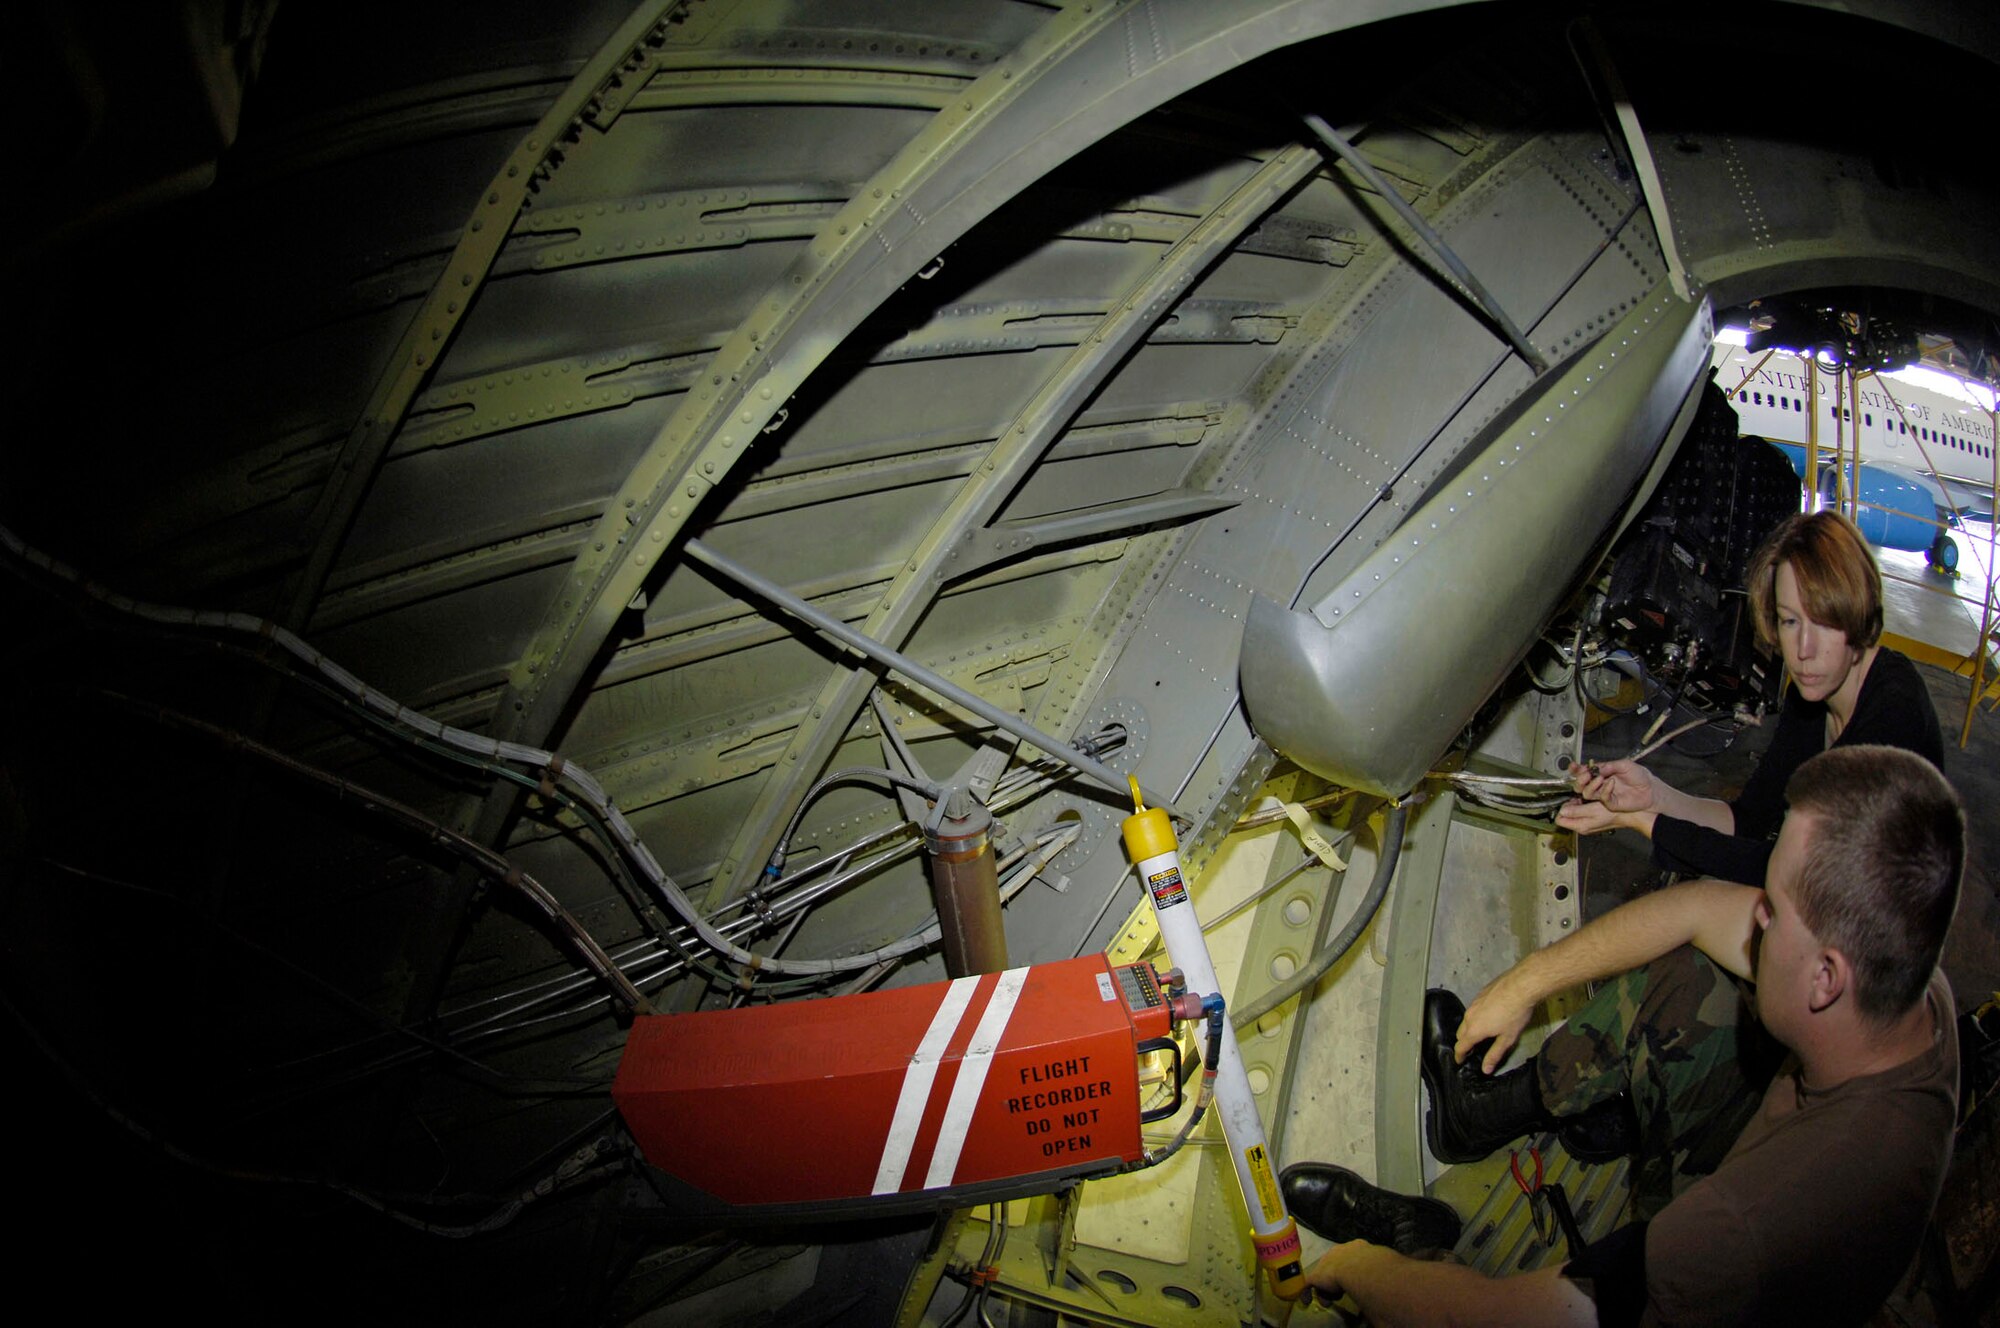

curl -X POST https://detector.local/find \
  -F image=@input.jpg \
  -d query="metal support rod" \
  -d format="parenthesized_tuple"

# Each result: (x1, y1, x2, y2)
(1570, 18, 1693, 303)
(1299, 112, 1549, 375)
(684, 539, 1177, 814)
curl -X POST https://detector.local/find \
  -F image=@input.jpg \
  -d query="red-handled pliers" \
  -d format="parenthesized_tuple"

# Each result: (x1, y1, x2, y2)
(1511, 1146, 1555, 1245)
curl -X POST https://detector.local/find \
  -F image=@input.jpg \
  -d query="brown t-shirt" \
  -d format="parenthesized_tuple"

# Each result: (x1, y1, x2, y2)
(1642, 971, 1959, 1326)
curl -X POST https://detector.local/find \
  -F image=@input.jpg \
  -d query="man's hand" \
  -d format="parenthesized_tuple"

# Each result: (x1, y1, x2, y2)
(1458, 970, 1536, 1073)
(1301, 1236, 1597, 1327)
(1303, 1241, 1368, 1306)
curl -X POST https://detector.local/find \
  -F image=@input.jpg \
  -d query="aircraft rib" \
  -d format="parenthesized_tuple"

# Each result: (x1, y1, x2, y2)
(692, 143, 1319, 917)
(285, 0, 689, 630)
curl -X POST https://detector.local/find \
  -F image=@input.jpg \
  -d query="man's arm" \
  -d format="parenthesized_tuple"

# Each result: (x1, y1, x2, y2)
(1457, 880, 1761, 1072)
(1305, 1241, 1595, 1328)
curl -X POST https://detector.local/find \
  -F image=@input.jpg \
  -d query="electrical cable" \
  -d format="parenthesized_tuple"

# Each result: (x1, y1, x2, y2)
(1628, 713, 1724, 762)
(1140, 995, 1227, 1167)
(1523, 621, 1589, 693)
(1229, 801, 1410, 1030)
(104, 627, 738, 994)
(78, 594, 1125, 1013)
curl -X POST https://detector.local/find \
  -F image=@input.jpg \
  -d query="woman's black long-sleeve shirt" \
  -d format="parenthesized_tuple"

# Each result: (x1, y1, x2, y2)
(1650, 648, 1944, 885)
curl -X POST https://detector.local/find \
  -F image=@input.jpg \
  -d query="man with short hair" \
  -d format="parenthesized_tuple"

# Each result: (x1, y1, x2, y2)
(1289, 745, 1962, 1325)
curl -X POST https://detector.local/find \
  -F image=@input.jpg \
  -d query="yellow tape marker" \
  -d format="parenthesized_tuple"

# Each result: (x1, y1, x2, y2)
(1282, 803, 1346, 870)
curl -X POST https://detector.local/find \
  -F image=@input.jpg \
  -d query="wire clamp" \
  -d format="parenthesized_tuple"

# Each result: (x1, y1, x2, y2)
(539, 755, 567, 799)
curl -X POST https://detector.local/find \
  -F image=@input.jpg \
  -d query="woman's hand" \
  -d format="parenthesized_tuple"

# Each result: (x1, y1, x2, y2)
(1554, 797, 1623, 835)
(1555, 759, 1665, 837)
(1568, 758, 1657, 813)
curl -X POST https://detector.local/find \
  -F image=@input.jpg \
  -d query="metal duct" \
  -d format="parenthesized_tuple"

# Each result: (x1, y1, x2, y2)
(1239, 283, 1712, 793)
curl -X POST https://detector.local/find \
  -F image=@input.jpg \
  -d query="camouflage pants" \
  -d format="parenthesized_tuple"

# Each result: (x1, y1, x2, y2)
(1534, 945, 1783, 1218)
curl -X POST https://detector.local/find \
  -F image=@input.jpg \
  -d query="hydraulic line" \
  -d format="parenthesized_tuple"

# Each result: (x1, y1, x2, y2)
(769, 765, 943, 872)
(1229, 801, 1409, 1030)
(1198, 833, 1357, 936)
(1232, 787, 1358, 832)
(73, 581, 1115, 989)
(268, 825, 1087, 1105)
(96, 689, 653, 1014)
(0, 524, 957, 980)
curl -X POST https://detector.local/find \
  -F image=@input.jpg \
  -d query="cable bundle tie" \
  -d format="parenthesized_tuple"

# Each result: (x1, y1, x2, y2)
(538, 756, 566, 799)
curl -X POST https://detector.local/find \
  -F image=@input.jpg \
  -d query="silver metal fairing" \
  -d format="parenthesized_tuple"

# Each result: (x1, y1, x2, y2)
(1240, 287, 1712, 793)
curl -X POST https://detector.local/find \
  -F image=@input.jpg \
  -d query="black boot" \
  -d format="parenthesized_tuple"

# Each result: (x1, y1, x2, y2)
(1420, 988, 1553, 1163)
(1280, 1163, 1462, 1254)
(1557, 1094, 1638, 1163)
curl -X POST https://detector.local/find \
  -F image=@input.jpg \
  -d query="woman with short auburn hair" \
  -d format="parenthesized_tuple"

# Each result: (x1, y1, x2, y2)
(1559, 511, 1943, 885)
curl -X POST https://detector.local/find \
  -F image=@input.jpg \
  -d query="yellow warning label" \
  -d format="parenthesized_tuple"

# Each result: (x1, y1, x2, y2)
(1245, 1143, 1284, 1223)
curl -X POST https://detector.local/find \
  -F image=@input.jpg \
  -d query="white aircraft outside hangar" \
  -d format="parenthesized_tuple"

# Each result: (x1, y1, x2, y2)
(1712, 331, 1999, 571)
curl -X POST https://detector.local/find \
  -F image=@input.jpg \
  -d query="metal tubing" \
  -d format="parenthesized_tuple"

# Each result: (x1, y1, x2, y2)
(684, 538, 1175, 813)
(1300, 112, 1549, 375)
